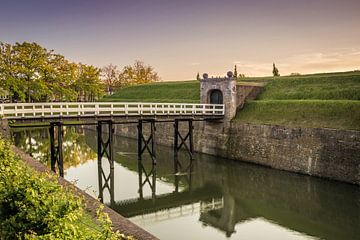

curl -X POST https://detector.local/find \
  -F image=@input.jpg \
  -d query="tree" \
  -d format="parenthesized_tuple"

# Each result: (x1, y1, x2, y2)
(75, 63, 103, 102)
(234, 65, 238, 78)
(101, 64, 118, 95)
(0, 42, 23, 101)
(12, 42, 51, 102)
(272, 63, 280, 77)
(196, 72, 200, 81)
(118, 60, 160, 86)
(0, 41, 105, 103)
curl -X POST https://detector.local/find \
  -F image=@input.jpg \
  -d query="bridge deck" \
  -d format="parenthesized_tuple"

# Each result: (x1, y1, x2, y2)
(0, 102, 224, 120)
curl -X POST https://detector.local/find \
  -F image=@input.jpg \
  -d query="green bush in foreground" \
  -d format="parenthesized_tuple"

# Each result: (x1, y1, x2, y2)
(0, 138, 132, 239)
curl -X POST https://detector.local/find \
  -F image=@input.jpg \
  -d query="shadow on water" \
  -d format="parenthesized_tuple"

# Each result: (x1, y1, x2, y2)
(12, 127, 360, 240)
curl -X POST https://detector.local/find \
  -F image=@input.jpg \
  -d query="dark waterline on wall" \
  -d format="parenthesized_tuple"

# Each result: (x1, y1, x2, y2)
(12, 127, 360, 240)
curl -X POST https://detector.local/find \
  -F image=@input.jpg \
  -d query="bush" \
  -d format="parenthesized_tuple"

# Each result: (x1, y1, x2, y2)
(0, 138, 132, 239)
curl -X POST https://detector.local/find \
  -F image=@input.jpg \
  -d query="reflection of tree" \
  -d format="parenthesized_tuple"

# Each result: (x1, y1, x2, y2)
(12, 127, 96, 171)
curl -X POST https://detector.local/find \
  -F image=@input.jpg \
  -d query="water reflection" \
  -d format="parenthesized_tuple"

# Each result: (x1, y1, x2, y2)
(12, 127, 96, 170)
(13, 127, 360, 240)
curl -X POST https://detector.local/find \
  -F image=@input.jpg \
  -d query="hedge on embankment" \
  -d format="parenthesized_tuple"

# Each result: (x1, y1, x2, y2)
(0, 138, 133, 239)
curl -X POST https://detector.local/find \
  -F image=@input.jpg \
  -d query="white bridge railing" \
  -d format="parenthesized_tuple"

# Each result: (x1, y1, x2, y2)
(0, 102, 224, 119)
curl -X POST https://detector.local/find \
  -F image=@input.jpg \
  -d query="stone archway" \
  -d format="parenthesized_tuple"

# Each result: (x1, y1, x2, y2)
(209, 89, 223, 104)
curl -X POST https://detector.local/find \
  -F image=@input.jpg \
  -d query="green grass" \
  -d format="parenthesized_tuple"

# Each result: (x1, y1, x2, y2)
(234, 100, 360, 130)
(258, 72, 360, 100)
(235, 71, 360, 130)
(103, 81, 200, 103)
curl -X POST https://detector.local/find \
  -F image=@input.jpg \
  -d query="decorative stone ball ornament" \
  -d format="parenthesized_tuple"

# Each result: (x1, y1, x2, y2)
(227, 71, 233, 78)
(203, 73, 209, 79)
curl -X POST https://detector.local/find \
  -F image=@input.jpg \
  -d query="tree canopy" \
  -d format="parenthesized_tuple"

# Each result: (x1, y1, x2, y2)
(0, 41, 104, 102)
(101, 61, 160, 93)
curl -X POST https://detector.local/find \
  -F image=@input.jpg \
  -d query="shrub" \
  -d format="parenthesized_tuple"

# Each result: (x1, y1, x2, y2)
(0, 138, 132, 239)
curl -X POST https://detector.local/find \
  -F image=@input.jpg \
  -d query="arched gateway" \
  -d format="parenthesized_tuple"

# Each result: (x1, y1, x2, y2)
(210, 89, 223, 104)
(200, 72, 238, 119)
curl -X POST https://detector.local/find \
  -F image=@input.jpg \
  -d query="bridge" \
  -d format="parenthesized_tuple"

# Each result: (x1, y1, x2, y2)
(0, 102, 224, 120)
(2, 102, 224, 178)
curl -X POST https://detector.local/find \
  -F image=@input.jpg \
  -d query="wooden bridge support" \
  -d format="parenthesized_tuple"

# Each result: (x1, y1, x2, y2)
(49, 122, 64, 177)
(173, 118, 194, 192)
(174, 118, 194, 162)
(138, 160, 157, 200)
(137, 119, 156, 164)
(97, 120, 115, 204)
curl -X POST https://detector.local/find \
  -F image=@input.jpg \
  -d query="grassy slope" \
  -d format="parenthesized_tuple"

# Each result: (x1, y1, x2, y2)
(103, 81, 200, 103)
(103, 71, 360, 130)
(235, 71, 360, 130)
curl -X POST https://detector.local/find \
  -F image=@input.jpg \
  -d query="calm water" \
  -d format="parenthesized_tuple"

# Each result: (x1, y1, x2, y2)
(12, 127, 360, 240)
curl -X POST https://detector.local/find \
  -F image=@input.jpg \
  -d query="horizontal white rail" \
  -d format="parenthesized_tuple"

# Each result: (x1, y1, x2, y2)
(0, 102, 224, 119)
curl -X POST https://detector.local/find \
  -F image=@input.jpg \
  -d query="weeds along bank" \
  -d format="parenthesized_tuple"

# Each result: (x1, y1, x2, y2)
(0, 137, 133, 239)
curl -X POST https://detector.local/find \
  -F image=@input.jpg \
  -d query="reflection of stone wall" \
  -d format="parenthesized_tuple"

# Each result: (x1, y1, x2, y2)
(113, 122, 360, 185)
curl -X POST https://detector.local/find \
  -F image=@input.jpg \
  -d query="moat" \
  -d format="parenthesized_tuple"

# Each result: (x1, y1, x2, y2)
(12, 126, 360, 240)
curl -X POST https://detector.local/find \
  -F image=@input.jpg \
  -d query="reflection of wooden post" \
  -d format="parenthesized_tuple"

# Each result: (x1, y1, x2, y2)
(97, 120, 115, 203)
(57, 123, 64, 177)
(138, 160, 143, 200)
(173, 119, 194, 192)
(97, 122, 103, 202)
(138, 160, 157, 200)
(49, 122, 64, 177)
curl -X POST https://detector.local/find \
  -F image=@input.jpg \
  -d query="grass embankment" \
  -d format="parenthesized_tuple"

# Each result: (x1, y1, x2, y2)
(235, 71, 360, 130)
(0, 138, 132, 239)
(104, 71, 360, 130)
(103, 81, 200, 103)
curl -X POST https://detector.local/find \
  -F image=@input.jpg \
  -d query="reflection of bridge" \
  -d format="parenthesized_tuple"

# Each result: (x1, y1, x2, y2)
(87, 130, 360, 240)
(131, 198, 224, 225)
(111, 185, 223, 218)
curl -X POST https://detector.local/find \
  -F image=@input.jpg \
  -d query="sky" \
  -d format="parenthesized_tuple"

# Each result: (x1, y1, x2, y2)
(1, 0, 360, 80)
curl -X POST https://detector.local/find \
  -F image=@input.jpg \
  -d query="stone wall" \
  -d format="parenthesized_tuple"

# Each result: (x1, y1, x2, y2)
(113, 121, 360, 185)
(236, 85, 263, 109)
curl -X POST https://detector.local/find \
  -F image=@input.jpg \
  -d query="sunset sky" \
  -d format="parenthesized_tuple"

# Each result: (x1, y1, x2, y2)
(1, 0, 359, 80)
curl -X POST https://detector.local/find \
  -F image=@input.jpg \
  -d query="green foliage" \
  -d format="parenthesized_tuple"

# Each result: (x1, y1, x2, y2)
(234, 100, 360, 130)
(103, 81, 200, 103)
(0, 41, 104, 102)
(101, 61, 160, 93)
(0, 138, 133, 239)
